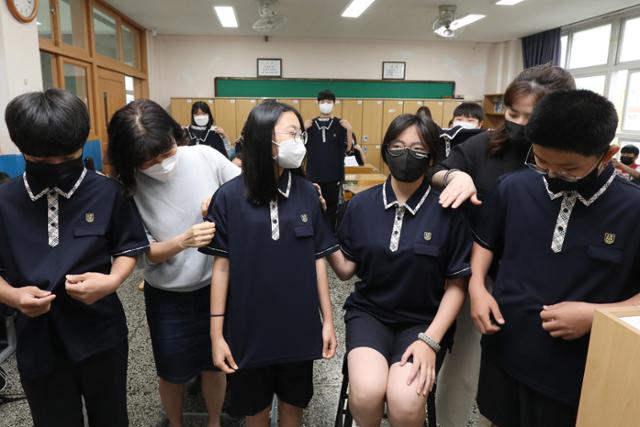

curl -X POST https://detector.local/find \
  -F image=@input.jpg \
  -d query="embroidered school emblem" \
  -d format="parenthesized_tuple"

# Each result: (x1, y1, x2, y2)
(85, 212, 95, 223)
(300, 214, 309, 223)
(604, 233, 616, 245)
(423, 232, 432, 241)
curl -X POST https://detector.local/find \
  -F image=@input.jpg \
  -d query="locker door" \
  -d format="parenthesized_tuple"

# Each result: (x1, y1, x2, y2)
(361, 100, 383, 146)
(170, 98, 190, 127)
(382, 100, 404, 139)
(300, 99, 319, 123)
(213, 99, 237, 142)
(442, 101, 463, 128)
(278, 99, 301, 110)
(235, 99, 258, 139)
(423, 100, 445, 127)
(333, 99, 343, 118)
(403, 99, 424, 115)
(360, 144, 387, 173)
(341, 99, 363, 140)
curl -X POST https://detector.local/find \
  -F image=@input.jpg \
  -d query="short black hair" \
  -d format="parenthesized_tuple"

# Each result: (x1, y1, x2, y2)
(526, 89, 618, 156)
(107, 99, 186, 194)
(381, 114, 440, 168)
(243, 101, 305, 205)
(191, 101, 214, 127)
(452, 102, 484, 121)
(416, 106, 432, 121)
(0, 172, 10, 184)
(5, 89, 89, 157)
(621, 145, 639, 156)
(317, 90, 336, 102)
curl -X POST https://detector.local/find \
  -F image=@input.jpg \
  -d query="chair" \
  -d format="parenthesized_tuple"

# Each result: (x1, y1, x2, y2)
(334, 356, 436, 427)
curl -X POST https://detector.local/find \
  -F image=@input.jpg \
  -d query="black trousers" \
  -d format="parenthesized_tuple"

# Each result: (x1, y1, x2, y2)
(20, 340, 129, 427)
(318, 180, 341, 230)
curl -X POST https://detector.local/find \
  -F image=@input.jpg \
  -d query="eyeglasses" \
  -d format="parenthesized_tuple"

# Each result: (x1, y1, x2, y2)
(387, 141, 430, 159)
(524, 146, 604, 183)
(274, 130, 308, 145)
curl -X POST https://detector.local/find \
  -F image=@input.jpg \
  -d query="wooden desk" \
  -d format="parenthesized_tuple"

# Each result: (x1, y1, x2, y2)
(345, 163, 377, 174)
(343, 172, 387, 201)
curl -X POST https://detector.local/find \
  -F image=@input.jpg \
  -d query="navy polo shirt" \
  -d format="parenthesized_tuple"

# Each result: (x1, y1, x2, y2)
(200, 170, 339, 369)
(0, 170, 149, 378)
(473, 165, 640, 407)
(187, 125, 228, 159)
(438, 126, 485, 160)
(306, 117, 348, 183)
(339, 177, 472, 345)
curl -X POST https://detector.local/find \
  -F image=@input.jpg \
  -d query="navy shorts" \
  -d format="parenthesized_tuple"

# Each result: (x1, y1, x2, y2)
(345, 309, 443, 366)
(144, 283, 215, 384)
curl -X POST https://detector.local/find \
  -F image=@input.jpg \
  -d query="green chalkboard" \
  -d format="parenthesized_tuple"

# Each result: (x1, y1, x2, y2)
(215, 77, 455, 99)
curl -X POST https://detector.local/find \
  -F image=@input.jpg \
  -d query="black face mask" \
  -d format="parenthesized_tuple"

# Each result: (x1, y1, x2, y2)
(546, 165, 601, 194)
(620, 156, 635, 165)
(504, 120, 528, 144)
(385, 149, 429, 183)
(25, 156, 85, 190)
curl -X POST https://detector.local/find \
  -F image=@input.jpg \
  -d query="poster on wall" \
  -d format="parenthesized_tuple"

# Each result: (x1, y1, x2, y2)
(257, 58, 282, 78)
(382, 62, 406, 80)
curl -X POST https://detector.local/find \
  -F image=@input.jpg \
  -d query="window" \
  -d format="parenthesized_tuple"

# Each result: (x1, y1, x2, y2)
(122, 25, 139, 68)
(575, 75, 606, 95)
(560, 35, 568, 68)
(37, 0, 53, 41)
(125, 75, 135, 104)
(623, 72, 640, 132)
(63, 62, 89, 106)
(568, 24, 611, 69)
(93, 6, 118, 60)
(620, 16, 640, 63)
(40, 51, 57, 90)
(59, 0, 87, 49)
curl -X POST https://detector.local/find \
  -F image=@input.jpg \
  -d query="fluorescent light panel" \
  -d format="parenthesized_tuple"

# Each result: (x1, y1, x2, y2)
(450, 14, 485, 30)
(496, 0, 525, 5)
(214, 6, 238, 28)
(342, 0, 376, 18)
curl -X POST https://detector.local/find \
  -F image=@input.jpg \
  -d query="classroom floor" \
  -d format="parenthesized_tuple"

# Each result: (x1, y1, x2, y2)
(0, 268, 479, 427)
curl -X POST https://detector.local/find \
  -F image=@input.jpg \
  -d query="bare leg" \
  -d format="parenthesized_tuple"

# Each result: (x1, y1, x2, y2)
(386, 362, 428, 427)
(245, 406, 270, 427)
(278, 399, 303, 427)
(158, 378, 185, 427)
(347, 347, 389, 427)
(201, 371, 226, 427)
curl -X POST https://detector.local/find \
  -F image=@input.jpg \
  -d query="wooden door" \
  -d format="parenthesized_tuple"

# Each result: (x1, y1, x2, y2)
(403, 100, 424, 115)
(97, 68, 126, 175)
(361, 100, 383, 146)
(382, 100, 404, 138)
(213, 99, 237, 142)
(235, 99, 258, 139)
(423, 100, 445, 127)
(300, 99, 318, 122)
(341, 99, 363, 139)
(442, 101, 463, 128)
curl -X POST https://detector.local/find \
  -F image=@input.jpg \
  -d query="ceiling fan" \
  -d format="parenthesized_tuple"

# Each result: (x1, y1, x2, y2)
(432, 5, 485, 38)
(252, 0, 287, 33)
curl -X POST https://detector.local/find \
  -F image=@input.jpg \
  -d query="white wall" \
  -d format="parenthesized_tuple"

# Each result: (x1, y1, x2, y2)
(485, 39, 524, 94)
(148, 35, 497, 108)
(0, 1, 43, 154)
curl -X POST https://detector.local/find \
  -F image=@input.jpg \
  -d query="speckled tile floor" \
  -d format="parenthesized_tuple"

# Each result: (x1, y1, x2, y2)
(0, 268, 479, 427)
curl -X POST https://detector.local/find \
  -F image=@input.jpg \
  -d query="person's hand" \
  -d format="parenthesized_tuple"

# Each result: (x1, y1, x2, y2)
(439, 171, 482, 208)
(400, 340, 437, 396)
(322, 320, 337, 359)
(540, 301, 595, 340)
(8, 286, 56, 317)
(312, 183, 327, 211)
(304, 119, 313, 130)
(213, 126, 228, 139)
(611, 158, 622, 169)
(65, 273, 119, 305)
(201, 197, 212, 218)
(179, 222, 216, 249)
(340, 119, 353, 132)
(470, 283, 504, 334)
(212, 337, 238, 373)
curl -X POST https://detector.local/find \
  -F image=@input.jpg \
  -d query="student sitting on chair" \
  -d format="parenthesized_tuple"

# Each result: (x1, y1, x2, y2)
(0, 89, 149, 427)
(201, 101, 338, 427)
(186, 101, 230, 159)
(328, 114, 470, 427)
(470, 90, 640, 427)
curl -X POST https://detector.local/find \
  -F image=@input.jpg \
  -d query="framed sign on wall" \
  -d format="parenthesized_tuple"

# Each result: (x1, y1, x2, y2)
(382, 61, 406, 80)
(257, 58, 282, 78)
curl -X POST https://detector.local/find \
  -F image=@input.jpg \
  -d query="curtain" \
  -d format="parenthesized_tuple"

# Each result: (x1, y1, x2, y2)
(521, 27, 562, 68)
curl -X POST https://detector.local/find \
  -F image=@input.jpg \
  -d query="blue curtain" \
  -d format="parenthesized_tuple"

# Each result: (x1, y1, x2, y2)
(522, 28, 562, 68)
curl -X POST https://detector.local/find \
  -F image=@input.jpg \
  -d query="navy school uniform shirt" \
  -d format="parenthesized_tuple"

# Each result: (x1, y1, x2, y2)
(306, 117, 348, 183)
(0, 169, 149, 378)
(473, 165, 640, 407)
(187, 125, 228, 158)
(438, 126, 486, 160)
(338, 177, 472, 347)
(200, 170, 339, 369)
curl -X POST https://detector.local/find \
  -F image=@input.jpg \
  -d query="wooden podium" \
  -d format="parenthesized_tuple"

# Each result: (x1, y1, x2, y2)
(576, 307, 640, 427)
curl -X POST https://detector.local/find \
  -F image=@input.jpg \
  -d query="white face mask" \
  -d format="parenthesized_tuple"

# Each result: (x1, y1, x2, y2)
(273, 137, 307, 169)
(452, 120, 479, 130)
(193, 115, 209, 127)
(139, 153, 178, 181)
(319, 103, 334, 115)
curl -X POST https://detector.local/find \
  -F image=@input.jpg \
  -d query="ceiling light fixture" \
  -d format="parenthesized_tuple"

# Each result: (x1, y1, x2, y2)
(342, 0, 376, 18)
(213, 6, 238, 28)
(496, 0, 525, 5)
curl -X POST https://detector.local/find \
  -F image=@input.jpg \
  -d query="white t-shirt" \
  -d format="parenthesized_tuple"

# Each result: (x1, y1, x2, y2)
(134, 145, 240, 292)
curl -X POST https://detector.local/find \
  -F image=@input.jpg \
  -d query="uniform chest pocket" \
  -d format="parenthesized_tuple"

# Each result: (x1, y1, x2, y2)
(294, 225, 314, 238)
(587, 245, 622, 264)
(74, 225, 106, 237)
(414, 242, 439, 257)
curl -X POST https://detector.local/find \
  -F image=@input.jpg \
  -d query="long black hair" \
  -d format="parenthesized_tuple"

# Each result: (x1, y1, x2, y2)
(381, 114, 440, 170)
(243, 101, 305, 205)
(190, 101, 214, 127)
(107, 99, 186, 194)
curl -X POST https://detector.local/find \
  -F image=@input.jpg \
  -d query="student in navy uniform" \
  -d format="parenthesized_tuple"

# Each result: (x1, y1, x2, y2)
(470, 90, 640, 427)
(328, 114, 471, 427)
(438, 102, 485, 159)
(201, 101, 338, 427)
(108, 99, 240, 427)
(304, 89, 354, 229)
(186, 101, 230, 158)
(0, 89, 149, 427)
(345, 133, 366, 166)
